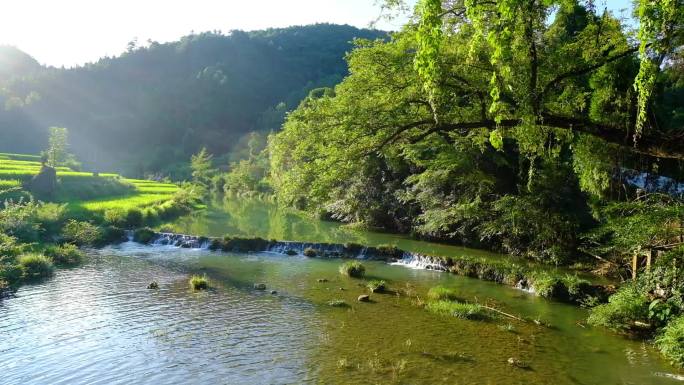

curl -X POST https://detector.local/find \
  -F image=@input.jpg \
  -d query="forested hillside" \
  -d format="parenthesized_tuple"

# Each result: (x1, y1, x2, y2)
(0, 24, 385, 176)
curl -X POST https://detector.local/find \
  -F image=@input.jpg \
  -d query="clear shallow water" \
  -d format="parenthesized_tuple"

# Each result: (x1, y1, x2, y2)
(1, 243, 683, 384)
(1, 198, 683, 384)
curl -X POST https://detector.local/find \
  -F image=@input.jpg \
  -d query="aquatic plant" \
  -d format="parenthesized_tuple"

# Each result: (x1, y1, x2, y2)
(147, 281, 159, 289)
(339, 260, 365, 278)
(426, 286, 460, 301)
(328, 299, 348, 307)
(43, 244, 84, 266)
(189, 274, 209, 290)
(367, 279, 386, 293)
(18, 253, 54, 279)
(656, 315, 684, 367)
(425, 300, 490, 320)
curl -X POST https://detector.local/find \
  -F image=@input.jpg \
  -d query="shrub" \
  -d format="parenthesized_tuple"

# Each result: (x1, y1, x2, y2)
(587, 284, 649, 331)
(62, 220, 101, 246)
(425, 300, 490, 320)
(103, 209, 126, 226)
(303, 247, 317, 257)
(367, 279, 387, 293)
(563, 274, 592, 301)
(0, 233, 22, 257)
(189, 274, 209, 290)
(99, 226, 127, 245)
(125, 208, 144, 228)
(18, 254, 54, 279)
(427, 286, 460, 301)
(44, 244, 84, 266)
(529, 271, 566, 298)
(339, 261, 365, 278)
(656, 315, 684, 367)
(34, 203, 67, 236)
(133, 228, 156, 244)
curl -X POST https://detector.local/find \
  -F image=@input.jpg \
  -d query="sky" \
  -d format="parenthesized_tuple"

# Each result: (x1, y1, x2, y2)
(0, 0, 634, 68)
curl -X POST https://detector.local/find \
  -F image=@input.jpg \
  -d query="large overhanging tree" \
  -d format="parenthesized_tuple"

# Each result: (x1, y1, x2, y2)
(380, 0, 684, 159)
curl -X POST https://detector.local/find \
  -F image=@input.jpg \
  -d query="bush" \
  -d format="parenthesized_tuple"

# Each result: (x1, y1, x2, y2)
(425, 300, 490, 320)
(189, 274, 209, 290)
(339, 261, 365, 278)
(587, 284, 649, 331)
(656, 315, 684, 367)
(103, 209, 126, 226)
(18, 254, 54, 279)
(133, 228, 156, 244)
(98, 226, 127, 245)
(44, 244, 84, 266)
(427, 286, 460, 301)
(125, 208, 144, 228)
(62, 220, 101, 246)
(529, 271, 566, 298)
(367, 279, 386, 293)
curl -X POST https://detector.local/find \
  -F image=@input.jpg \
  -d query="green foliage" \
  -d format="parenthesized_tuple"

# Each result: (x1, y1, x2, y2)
(125, 208, 144, 228)
(62, 220, 101, 246)
(339, 261, 366, 278)
(43, 244, 84, 266)
(367, 279, 387, 293)
(133, 228, 156, 244)
(18, 253, 54, 279)
(656, 315, 684, 367)
(426, 286, 460, 302)
(587, 284, 649, 331)
(46, 127, 68, 167)
(425, 300, 490, 320)
(190, 147, 215, 187)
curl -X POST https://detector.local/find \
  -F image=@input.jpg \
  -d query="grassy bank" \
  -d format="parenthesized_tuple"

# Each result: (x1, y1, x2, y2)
(0, 153, 202, 297)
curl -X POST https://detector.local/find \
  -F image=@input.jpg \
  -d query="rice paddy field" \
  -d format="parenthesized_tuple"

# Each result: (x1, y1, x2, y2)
(0, 153, 179, 216)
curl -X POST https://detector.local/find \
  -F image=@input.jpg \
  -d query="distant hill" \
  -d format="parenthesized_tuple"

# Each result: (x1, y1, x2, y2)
(0, 24, 386, 176)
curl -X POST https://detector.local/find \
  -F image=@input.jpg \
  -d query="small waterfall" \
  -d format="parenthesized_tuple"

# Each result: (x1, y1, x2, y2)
(390, 253, 449, 271)
(150, 233, 211, 249)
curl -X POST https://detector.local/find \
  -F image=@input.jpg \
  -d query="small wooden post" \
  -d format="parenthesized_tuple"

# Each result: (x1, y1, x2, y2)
(632, 252, 638, 280)
(646, 249, 654, 272)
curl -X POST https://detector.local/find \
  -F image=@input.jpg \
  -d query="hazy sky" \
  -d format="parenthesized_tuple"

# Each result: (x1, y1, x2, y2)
(0, 0, 633, 68)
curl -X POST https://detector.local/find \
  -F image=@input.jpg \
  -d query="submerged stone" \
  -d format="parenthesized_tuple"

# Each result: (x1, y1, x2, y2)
(270, 290, 278, 295)
(254, 283, 267, 290)
(507, 357, 529, 369)
(317, 278, 328, 283)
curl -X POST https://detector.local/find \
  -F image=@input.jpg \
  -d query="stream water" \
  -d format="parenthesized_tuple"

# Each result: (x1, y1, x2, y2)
(1, 197, 683, 384)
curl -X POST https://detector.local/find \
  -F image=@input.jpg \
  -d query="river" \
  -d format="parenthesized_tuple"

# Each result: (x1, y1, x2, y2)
(0, 197, 682, 384)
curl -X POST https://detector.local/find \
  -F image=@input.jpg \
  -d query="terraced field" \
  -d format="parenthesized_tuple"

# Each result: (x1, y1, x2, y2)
(0, 153, 179, 216)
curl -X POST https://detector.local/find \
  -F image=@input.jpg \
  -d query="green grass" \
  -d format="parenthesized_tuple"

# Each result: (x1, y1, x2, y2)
(367, 279, 387, 293)
(18, 253, 54, 279)
(1, 153, 180, 219)
(189, 274, 209, 290)
(425, 300, 490, 320)
(339, 260, 366, 278)
(427, 286, 460, 301)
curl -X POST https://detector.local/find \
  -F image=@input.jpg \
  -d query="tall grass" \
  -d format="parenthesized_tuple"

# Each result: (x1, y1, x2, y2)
(18, 254, 54, 278)
(339, 261, 366, 278)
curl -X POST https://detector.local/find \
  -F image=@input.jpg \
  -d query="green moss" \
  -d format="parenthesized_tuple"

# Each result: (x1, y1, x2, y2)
(427, 286, 460, 301)
(425, 300, 490, 320)
(339, 260, 365, 278)
(18, 253, 54, 279)
(189, 274, 209, 290)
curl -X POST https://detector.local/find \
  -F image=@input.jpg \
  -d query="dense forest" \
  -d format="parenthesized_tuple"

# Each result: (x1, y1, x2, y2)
(0, 24, 385, 176)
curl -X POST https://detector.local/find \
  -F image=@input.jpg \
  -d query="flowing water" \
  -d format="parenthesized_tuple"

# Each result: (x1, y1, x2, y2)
(1, 197, 683, 384)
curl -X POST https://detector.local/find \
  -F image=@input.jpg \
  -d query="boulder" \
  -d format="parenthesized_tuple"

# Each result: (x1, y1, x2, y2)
(254, 283, 267, 290)
(358, 294, 370, 302)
